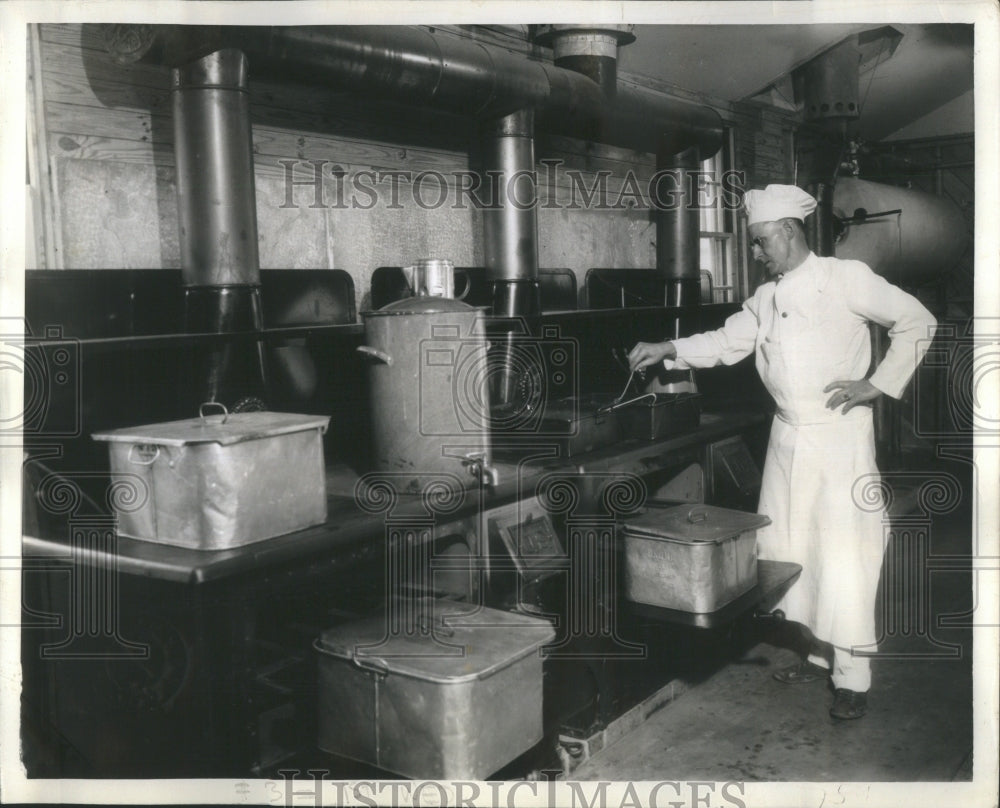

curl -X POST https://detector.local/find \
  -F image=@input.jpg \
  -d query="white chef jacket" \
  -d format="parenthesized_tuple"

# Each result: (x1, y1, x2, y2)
(664, 253, 936, 652)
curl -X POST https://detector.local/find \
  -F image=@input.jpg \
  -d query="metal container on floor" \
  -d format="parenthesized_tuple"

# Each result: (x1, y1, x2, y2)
(93, 404, 329, 550)
(314, 600, 555, 779)
(622, 504, 770, 612)
(358, 296, 497, 491)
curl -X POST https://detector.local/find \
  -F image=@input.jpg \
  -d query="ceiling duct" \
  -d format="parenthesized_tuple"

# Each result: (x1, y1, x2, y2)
(791, 27, 903, 135)
(797, 37, 862, 127)
(105, 25, 724, 160)
(533, 24, 636, 98)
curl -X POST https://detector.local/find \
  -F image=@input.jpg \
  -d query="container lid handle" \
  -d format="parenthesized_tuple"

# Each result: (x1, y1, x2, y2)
(352, 654, 389, 678)
(199, 401, 229, 425)
(686, 507, 709, 524)
(126, 444, 160, 466)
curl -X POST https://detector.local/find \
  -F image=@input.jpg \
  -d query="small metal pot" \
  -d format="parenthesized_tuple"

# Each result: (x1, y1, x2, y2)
(358, 296, 497, 491)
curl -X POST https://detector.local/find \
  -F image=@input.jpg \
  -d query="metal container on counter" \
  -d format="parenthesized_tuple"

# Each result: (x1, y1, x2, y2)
(622, 504, 770, 613)
(617, 392, 702, 441)
(93, 404, 329, 550)
(358, 296, 497, 491)
(536, 394, 622, 456)
(315, 600, 555, 779)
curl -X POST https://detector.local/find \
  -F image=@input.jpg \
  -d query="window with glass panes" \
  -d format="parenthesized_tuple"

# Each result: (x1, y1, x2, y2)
(698, 130, 747, 303)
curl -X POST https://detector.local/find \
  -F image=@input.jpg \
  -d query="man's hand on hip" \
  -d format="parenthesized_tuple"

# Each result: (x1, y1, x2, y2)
(628, 341, 676, 374)
(823, 379, 882, 413)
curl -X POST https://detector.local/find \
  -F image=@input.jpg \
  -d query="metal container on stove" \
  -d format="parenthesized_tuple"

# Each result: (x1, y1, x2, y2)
(358, 296, 497, 491)
(93, 404, 329, 550)
(617, 392, 702, 441)
(536, 394, 622, 456)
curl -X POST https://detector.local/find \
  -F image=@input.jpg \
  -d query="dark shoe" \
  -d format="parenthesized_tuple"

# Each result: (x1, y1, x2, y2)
(830, 688, 868, 720)
(772, 660, 830, 684)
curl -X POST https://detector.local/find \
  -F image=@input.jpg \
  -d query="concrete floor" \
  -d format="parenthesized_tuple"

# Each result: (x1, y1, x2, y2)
(573, 471, 976, 783)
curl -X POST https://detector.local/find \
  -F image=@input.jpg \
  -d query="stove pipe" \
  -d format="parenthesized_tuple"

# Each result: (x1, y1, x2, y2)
(806, 181, 836, 257)
(534, 25, 636, 99)
(172, 49, 267, 410)
(481, 109, 541, 319)
(655, 143, 702, 309)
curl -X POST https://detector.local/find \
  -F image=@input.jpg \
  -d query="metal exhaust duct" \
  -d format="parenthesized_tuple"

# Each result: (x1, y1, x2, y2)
(482, 109, 541, 317)
(655, 143, 702, 307)
(806, 182, 836, 257)
(533, 25, 636, 99)
(173, 49, 260, 288)
(481, 109, 541, 407)
(105, 25, 724, 160)
(172, 49, 266, 409)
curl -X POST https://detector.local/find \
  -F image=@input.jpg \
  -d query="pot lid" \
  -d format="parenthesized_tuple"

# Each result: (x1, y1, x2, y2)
(623, 504, 771, 543)
(364, 295, 484, 316)
(93, 410, 330, 447)
(316, 600, 555, 683)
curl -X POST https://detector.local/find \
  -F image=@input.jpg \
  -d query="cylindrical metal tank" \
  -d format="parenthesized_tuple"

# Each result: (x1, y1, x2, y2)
(358, 296, 497, 492)
(833, 177, 969, 283)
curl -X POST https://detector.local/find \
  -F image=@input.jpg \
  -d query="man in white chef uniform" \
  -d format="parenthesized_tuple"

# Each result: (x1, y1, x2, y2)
(628, 184, 936, 720)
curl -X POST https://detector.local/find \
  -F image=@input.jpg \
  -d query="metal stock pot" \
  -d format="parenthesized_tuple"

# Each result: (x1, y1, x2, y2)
(357, 296, 497, 492)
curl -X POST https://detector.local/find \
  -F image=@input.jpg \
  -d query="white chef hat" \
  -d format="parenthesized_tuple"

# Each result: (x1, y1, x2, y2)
(743, 184, 817, 226)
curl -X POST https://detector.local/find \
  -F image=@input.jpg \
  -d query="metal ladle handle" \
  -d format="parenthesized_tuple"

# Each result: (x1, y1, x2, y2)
(599, 392, 657, 414)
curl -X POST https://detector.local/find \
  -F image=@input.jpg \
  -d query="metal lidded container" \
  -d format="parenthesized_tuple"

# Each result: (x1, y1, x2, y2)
(93, 404, 329, 550)
(617, 391, 702, 441)
(536, 394, 622, 456)
(358, 295, 497, 491)
(622, 504, 770, 613)
(315, 600, 555, 779)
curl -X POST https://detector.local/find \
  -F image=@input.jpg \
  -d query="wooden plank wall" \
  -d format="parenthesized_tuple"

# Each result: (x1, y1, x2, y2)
(34, 23, 788, 309)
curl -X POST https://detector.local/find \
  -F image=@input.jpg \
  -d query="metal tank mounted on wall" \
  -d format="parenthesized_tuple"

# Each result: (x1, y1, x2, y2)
(833, 177, 969, 283)
(357, 296, 498, 493)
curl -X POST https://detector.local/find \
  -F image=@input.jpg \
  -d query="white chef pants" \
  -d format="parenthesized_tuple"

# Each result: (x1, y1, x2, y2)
(807, 647, 871, 693)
